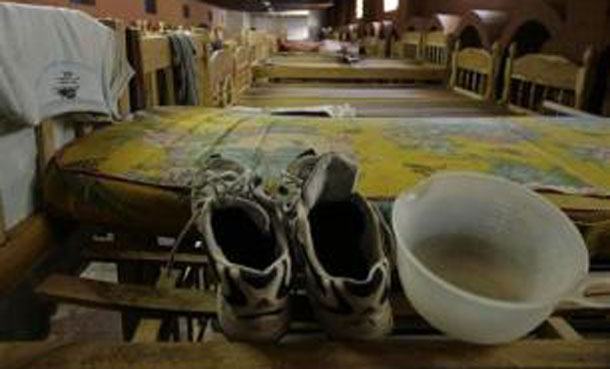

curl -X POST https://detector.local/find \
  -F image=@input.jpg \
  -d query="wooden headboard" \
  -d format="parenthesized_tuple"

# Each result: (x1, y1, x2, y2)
(233, 45, 253, 96)
(135, 30, 242, 109)
(449, 41, 500, 100)
(422, 30, 450, 66)
(502, 44, 595, 114)
(137, 35, 178, 108)
(362, 22, 384, 57)
(206, 47, 237, 107)
(392, 31, 423, 59)
(249, 31, 276, 62)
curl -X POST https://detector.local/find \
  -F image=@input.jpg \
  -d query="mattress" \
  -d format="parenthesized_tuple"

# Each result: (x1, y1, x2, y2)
(254, 57, 445, 81)
(44, 107, 610, 236)
(238, 83, 510, 118)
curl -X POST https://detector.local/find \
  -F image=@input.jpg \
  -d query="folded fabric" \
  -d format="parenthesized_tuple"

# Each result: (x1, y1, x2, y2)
(0, 3, 134, 126)
(168, 33, 199, 105)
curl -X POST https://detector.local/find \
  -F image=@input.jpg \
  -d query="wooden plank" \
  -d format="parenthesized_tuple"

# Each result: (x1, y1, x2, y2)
(131, 270, 181, 343)
(0, 215, 59, 295)
(512, 53, 580, 91)
(114, 234, 161, 341)
(0, 193, 6, 246)
(539, 317, 582, 341)
(83, 244, 208, 266)
(35, 274, 216, 315)
(2, 340, 610, 369)
(35, 272, 610, 323)
(542, 101, 602, 118)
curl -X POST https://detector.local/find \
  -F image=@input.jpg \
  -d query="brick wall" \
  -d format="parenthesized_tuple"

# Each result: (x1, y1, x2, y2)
(2, 0, 230, 28)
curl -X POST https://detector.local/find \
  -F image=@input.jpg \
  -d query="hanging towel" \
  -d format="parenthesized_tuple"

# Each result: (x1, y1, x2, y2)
(0, 3, 134, 126)
(168, 33, 199, 105)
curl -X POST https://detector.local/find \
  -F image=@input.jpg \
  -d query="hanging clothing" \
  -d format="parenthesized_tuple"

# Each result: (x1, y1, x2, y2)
(0, 3, 133, 126)
(168, 33, 199, 106)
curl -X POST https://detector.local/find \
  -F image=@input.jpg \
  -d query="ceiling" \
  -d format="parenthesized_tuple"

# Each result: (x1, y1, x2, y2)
(200, 0, 335, 12)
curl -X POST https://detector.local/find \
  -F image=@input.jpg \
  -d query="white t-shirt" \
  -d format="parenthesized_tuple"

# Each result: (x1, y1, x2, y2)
(0, 3, 134, 126)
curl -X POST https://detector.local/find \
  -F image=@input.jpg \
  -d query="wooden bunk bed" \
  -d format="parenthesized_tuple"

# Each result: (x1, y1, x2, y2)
(502, 43, 596, 114)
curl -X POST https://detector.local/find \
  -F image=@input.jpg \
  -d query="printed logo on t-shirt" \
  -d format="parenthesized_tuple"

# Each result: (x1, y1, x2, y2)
(54, 70, 81, 100)
(37, 62, 107, 118)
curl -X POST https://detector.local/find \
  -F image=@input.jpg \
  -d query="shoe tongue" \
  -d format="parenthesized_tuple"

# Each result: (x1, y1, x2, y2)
(302, 153, 358, 209)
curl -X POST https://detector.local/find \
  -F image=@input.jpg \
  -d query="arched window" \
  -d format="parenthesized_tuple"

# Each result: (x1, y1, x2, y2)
(384, 0, 398, 12)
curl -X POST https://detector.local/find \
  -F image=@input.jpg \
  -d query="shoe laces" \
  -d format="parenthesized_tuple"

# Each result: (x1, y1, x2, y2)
(167, 164, 257, 276)
(277, 169, 305, 216)
(191, 168, 253, 213)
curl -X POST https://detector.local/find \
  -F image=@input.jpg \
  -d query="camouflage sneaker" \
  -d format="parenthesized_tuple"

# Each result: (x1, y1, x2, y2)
(281, 151, 394, 340)
(192, 155, 292, 342)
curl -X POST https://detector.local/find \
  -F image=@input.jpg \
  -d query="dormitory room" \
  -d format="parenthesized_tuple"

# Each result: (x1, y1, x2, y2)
(1, 0, 610, 367)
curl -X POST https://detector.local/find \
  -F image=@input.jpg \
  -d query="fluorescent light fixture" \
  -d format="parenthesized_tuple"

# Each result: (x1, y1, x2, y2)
(272, 10, 310, 16)
(384, 0, 398, 12)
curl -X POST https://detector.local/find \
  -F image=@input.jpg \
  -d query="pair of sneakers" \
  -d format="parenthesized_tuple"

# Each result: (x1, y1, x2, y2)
(191, 151, 394, 342)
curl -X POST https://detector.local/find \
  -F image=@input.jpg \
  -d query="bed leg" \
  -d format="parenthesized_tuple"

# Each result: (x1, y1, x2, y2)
(115, 233, 160, 341)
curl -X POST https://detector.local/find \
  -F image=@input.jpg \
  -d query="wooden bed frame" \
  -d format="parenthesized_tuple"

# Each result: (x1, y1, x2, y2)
(205, 46, 237, 107)
(502, 44, 596, 114)
(449, 41, 501, 101)
(422, 30, 452, 66)
(248, 30, 277, 62)
(362, 22, 385, 57)
(392, 29, 451, 68)
(133, 30, 248, 109)
(392, 30, 423, 59)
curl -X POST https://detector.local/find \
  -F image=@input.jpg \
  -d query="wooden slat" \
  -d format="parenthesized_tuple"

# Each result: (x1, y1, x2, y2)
(35, 272, 610, 324)
(163, 69, 176, 105)
(83, 244, 208, 266)
(36, 274, 216, 315)
(36, 119, 56, 173)
(539, 317, 582, 341)
(2, 340, 610, 369)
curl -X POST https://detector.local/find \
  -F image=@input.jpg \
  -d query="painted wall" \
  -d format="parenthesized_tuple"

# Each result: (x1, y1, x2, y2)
(225, 10, 251, 39)
(251, 11, 324, 41)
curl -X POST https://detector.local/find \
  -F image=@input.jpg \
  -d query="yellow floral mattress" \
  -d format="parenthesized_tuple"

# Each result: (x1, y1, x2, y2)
(44, 107, 610, 237)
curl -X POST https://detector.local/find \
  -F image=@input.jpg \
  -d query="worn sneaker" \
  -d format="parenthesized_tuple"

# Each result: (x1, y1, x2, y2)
(281, 151, 394, 340)
(192, 155, 292, 342)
